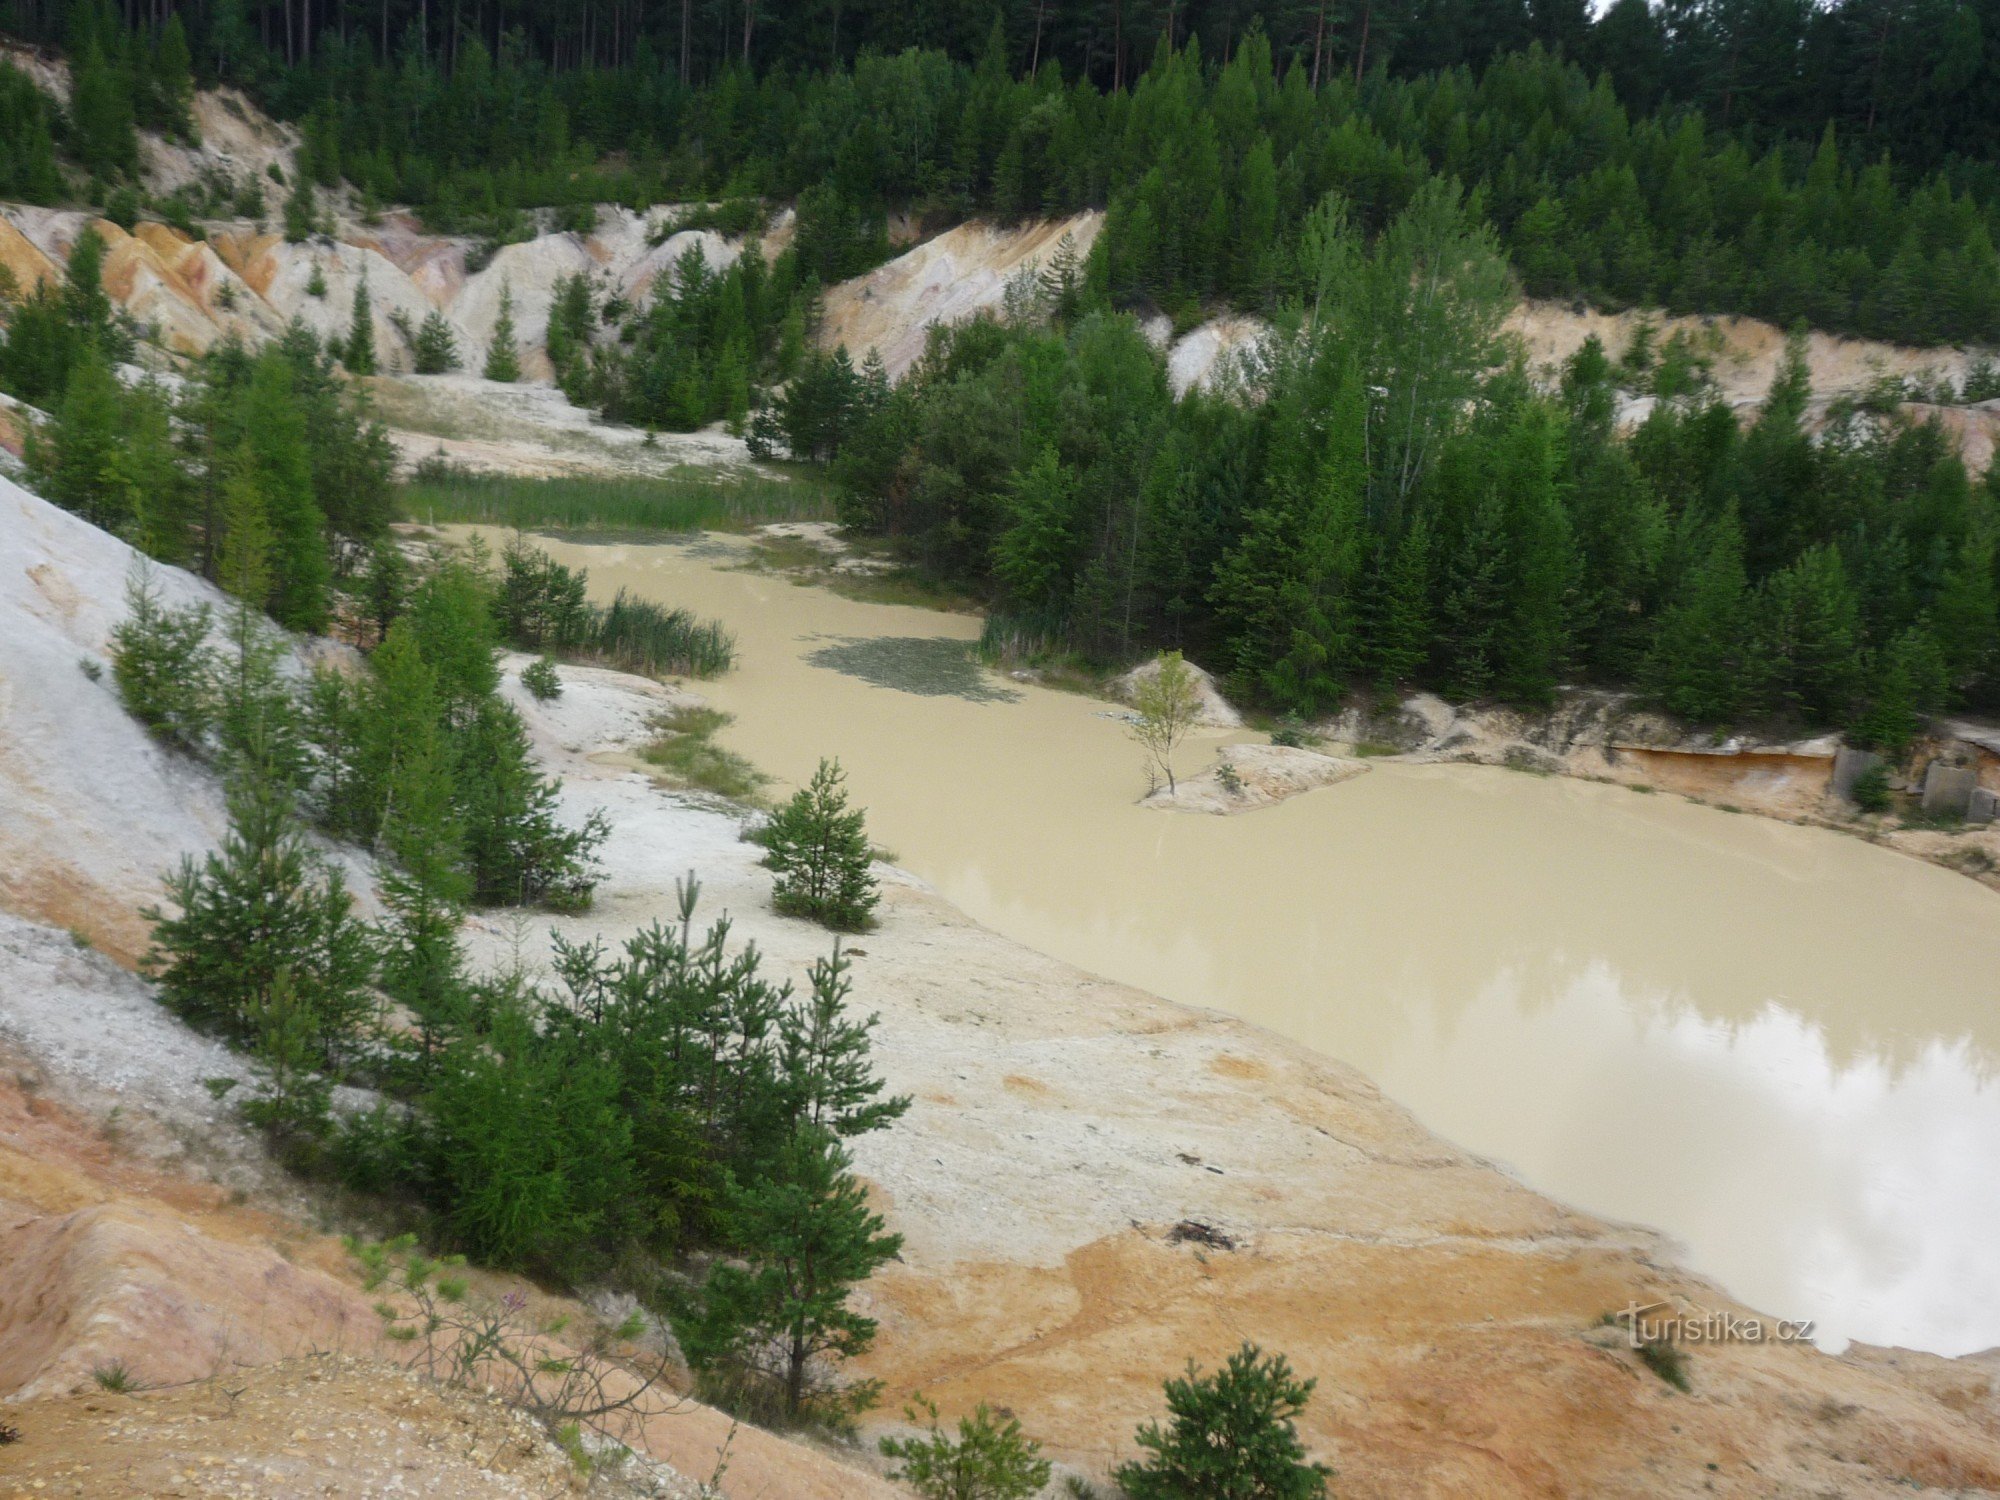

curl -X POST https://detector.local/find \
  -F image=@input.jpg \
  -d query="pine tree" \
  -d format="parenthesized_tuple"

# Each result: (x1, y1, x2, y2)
(1115, 1344, 1331, 1500)
(880, 1397, 1053, 1500)
(454, 696, 607, 910)
(345, 279, 378, 375)
(761, 759, 878, 930)
(144, 759, 376, 1068)
(779, 946, 911, 1142)
(483, 279, 520, 382)
(679, 1126, 902, 1421)
(421, 996, 634, 1268)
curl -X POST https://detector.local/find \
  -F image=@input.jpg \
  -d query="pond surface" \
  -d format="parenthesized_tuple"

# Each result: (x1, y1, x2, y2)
(505, 530, 2000, 1357)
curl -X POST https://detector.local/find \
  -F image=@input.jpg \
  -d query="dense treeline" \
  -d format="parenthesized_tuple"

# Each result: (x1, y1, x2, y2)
(11, 0, 2000, 180)
(12, 4, 2000, 344)
(824, 187, 2000, 746)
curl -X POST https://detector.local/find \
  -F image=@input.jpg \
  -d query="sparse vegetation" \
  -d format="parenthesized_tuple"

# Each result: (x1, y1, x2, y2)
(639, 705, 766, 801)
(1637, 1338, 1692, 1392)
(91, 1360, 141, 1394)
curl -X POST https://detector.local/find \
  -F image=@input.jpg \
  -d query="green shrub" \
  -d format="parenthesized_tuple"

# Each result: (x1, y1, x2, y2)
(1851, 762, 1892, 814)
(522, 654, 562, 701)
(103, 185, 140, 229)
(109, 576, 215, 753)
(1115, 1344, 1331, 1500)
(880, 1395, 1053, 1500)
(143, 768, 376, 1077)
(761, 759, 878, 931)
(1637, 1338, 1691, 1392)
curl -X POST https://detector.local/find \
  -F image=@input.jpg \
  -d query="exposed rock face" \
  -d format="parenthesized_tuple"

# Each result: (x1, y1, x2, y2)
(1110, 653, 1243, 728)
(817, 212, 1103, 379)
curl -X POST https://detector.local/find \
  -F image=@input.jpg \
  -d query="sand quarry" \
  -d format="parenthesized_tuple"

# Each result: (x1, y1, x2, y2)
(7, 478, 2000, 1494)
(9, 71, 2000, 1499)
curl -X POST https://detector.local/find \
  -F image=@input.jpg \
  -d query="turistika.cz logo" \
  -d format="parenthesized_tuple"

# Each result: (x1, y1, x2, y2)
(1616, 1300, 1816, 1347)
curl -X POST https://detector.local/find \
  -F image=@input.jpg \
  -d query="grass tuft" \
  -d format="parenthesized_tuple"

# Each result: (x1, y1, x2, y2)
(91, 1360, 140, 1393)
(640, 706, 767, 802)
(1636, 1338, 1691, 1392)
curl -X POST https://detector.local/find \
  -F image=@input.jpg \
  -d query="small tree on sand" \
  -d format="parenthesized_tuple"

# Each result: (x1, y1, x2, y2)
(484, 279, 521, 382)
(1115, 1343, 1330, 1500)
(761, 758, 878, 931)
(880, 1395, 1053, 1500)
(678, 1127, 901, 1423)
(1133, 650, 1202, 794)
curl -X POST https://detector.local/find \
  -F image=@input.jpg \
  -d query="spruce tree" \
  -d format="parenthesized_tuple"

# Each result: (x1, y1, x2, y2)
(1646, 511, 1755, 723)
(70, 39, 136, 179)
(152, 14, 196, 140)
(242, 353, 332, 632)
(412, 310, 461, 374)
(762, 759, 879, 930)
(1854, 625, 1950, 756)
(483, 279, 520, 382)
(283, 173, 319, 243)
(345, 279, 378, 375)
(1371, 518, 1433, 691)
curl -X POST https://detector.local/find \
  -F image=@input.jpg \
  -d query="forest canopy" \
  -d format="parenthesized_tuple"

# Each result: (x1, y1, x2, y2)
(8, 1, 2000, 344)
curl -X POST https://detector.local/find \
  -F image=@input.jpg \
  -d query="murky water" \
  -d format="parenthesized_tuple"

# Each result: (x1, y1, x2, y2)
(499, 530, 2000, 1356)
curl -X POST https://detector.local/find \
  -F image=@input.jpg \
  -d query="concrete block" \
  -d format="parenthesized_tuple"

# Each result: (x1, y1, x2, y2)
(1922, 761, 1979, 818)
(1831, 745, 1883, 802)
(1970, 787, 1999, 826)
